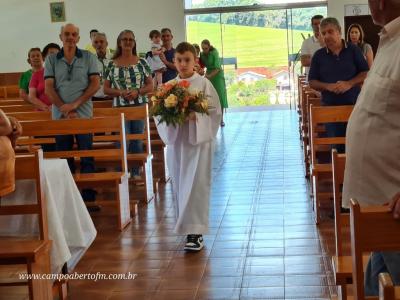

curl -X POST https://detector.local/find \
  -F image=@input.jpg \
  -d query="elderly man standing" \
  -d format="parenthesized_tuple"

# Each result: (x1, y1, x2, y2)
(92, 32, 112, 100)
(342, 0, 400, 296)
(300, 14, 324, 76)
(308, 17, 369, 150)
(44, 23, 100, 202)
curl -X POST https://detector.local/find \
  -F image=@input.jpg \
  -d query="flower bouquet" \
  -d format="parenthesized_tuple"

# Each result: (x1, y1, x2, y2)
(149, 79, 209, 126)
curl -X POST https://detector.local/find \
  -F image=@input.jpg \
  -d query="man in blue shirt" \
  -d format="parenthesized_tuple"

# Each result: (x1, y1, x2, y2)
(309, 17, 369, 106)
(308, 17, 369, 151)
(45, 23, 100, 202)
(160, 28, 178, 83)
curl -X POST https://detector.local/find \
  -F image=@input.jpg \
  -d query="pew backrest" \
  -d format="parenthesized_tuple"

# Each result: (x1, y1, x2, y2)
(350, 199, 400, 299)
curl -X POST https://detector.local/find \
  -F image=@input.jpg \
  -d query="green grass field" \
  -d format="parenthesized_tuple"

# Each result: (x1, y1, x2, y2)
(187, 21, 312, 68)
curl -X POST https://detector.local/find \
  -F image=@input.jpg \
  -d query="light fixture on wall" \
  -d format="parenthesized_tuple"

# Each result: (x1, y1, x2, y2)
(50, 2, 66, 22)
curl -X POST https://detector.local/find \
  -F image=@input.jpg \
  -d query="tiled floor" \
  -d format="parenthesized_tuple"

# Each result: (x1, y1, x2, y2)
(3, 109, 339, 299)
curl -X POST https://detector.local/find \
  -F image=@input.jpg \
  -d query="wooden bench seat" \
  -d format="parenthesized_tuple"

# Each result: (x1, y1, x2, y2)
(309, 105, 353, 224)
(94, 106, 155, 203)
(379, 273, 400, 300)
(0, 150, 53, 299)
(0, 104, 35, 113)
(0, 85, 20, 99)
(350, 199, 400, 300)
(17, 115, 132, 231)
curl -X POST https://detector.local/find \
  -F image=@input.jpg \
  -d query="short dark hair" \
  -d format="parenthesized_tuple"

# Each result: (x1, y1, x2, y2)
(90, 29, 98, 37)
(175, 42, 196, 58)
(42, 43, 61, 58)
(320, 17, 341, 33)
(161, 28, 172, 35)
(311, 15, 324, 23)
(149, 30, 161, 39)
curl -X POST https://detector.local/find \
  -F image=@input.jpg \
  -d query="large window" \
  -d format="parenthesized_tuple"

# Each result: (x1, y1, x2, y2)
(186, 5, 327, 107)
(185, 0, 326, 9)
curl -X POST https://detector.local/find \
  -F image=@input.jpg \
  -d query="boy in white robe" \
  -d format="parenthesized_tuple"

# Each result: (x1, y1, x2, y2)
(154, 42, 222, 251)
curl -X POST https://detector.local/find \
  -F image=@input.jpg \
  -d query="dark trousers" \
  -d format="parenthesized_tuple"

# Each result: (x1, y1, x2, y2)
(365, 252, 400, 296)
(126, 120, 145, 176)
(55, 134, 96, 201)
(325, 122, 347, 154)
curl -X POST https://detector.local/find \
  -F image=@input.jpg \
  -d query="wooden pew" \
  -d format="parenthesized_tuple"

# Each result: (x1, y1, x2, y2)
(0, 85, 20, 99)
(6, 111, 51, 121)
(309, 105, 353, 224)
(302, 96, 321, 179)
(331, 150, 369, 299)
(0, 99, 25, 106)
(17, 115, 132, 231)
(0, 150, 53, 300)
(0, 104, 35, 113)
(93, 106, 155, 203)
(350, 199, 400, 300)
(149, 118, 170, 183)
(8, 107, 168, 193)
(379, 273, 400, 300)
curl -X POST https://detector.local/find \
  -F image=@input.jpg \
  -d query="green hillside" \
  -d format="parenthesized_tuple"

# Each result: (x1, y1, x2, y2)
(187, 21, 312, 68)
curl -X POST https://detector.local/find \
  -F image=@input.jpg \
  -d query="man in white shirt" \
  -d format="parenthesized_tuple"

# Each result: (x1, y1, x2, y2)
(342, 0, 400, 296)
(300, 14, 324, 76)
(92, 32, 112, 100)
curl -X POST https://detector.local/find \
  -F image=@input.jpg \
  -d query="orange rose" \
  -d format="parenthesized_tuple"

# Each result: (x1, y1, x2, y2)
(178, 80, 190, 88)
(164, 84, 173, 92)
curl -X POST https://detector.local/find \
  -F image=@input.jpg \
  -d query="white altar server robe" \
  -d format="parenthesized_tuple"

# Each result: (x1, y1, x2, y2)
(155, 73, 222, 234)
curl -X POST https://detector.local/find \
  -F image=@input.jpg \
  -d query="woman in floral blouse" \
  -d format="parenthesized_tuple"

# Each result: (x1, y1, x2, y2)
(104, 30, 153, 178)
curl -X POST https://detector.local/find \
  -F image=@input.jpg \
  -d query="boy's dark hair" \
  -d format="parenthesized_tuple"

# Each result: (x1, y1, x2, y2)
(175, 42, 196, 58)
(149, 30, 161, 39)
(90, 29, 98, 36)
(42, 43, 61, 58)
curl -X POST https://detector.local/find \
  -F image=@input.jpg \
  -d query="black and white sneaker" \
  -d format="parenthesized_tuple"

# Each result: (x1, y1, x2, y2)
(184, 234, 204, 251)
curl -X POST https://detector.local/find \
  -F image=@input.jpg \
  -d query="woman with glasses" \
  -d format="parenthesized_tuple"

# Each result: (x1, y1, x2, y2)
(104, 30, 153, 179)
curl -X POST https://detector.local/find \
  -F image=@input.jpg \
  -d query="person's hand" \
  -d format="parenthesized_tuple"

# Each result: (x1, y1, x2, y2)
(8, 116, 22, 138)
(60, 103, 77, 116)
(66, 111, 78, 119)
(159, 52, 167, 64)
(389, 192, 400, 219)
(38, 104, 50, 112)
(335, 81, 353, 94)
(124, 89, 139, 101)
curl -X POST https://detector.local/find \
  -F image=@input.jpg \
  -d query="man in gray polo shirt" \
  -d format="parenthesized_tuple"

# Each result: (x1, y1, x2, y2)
(45, 23, 100, 201)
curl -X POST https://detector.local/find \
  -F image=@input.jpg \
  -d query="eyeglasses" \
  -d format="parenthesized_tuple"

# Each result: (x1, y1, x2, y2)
(121, 38, 135, 43)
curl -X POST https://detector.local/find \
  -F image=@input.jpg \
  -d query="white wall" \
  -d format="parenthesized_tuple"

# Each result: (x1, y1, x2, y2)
(0, 0, 185, 72)
(327, 0, 369, 30)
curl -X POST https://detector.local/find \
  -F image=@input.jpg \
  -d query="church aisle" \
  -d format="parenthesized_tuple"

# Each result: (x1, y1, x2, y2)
(68, 110, 336, 300)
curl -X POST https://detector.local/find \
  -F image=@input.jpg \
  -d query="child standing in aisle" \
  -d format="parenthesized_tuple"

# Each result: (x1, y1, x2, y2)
(154, 42, 221, 251)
